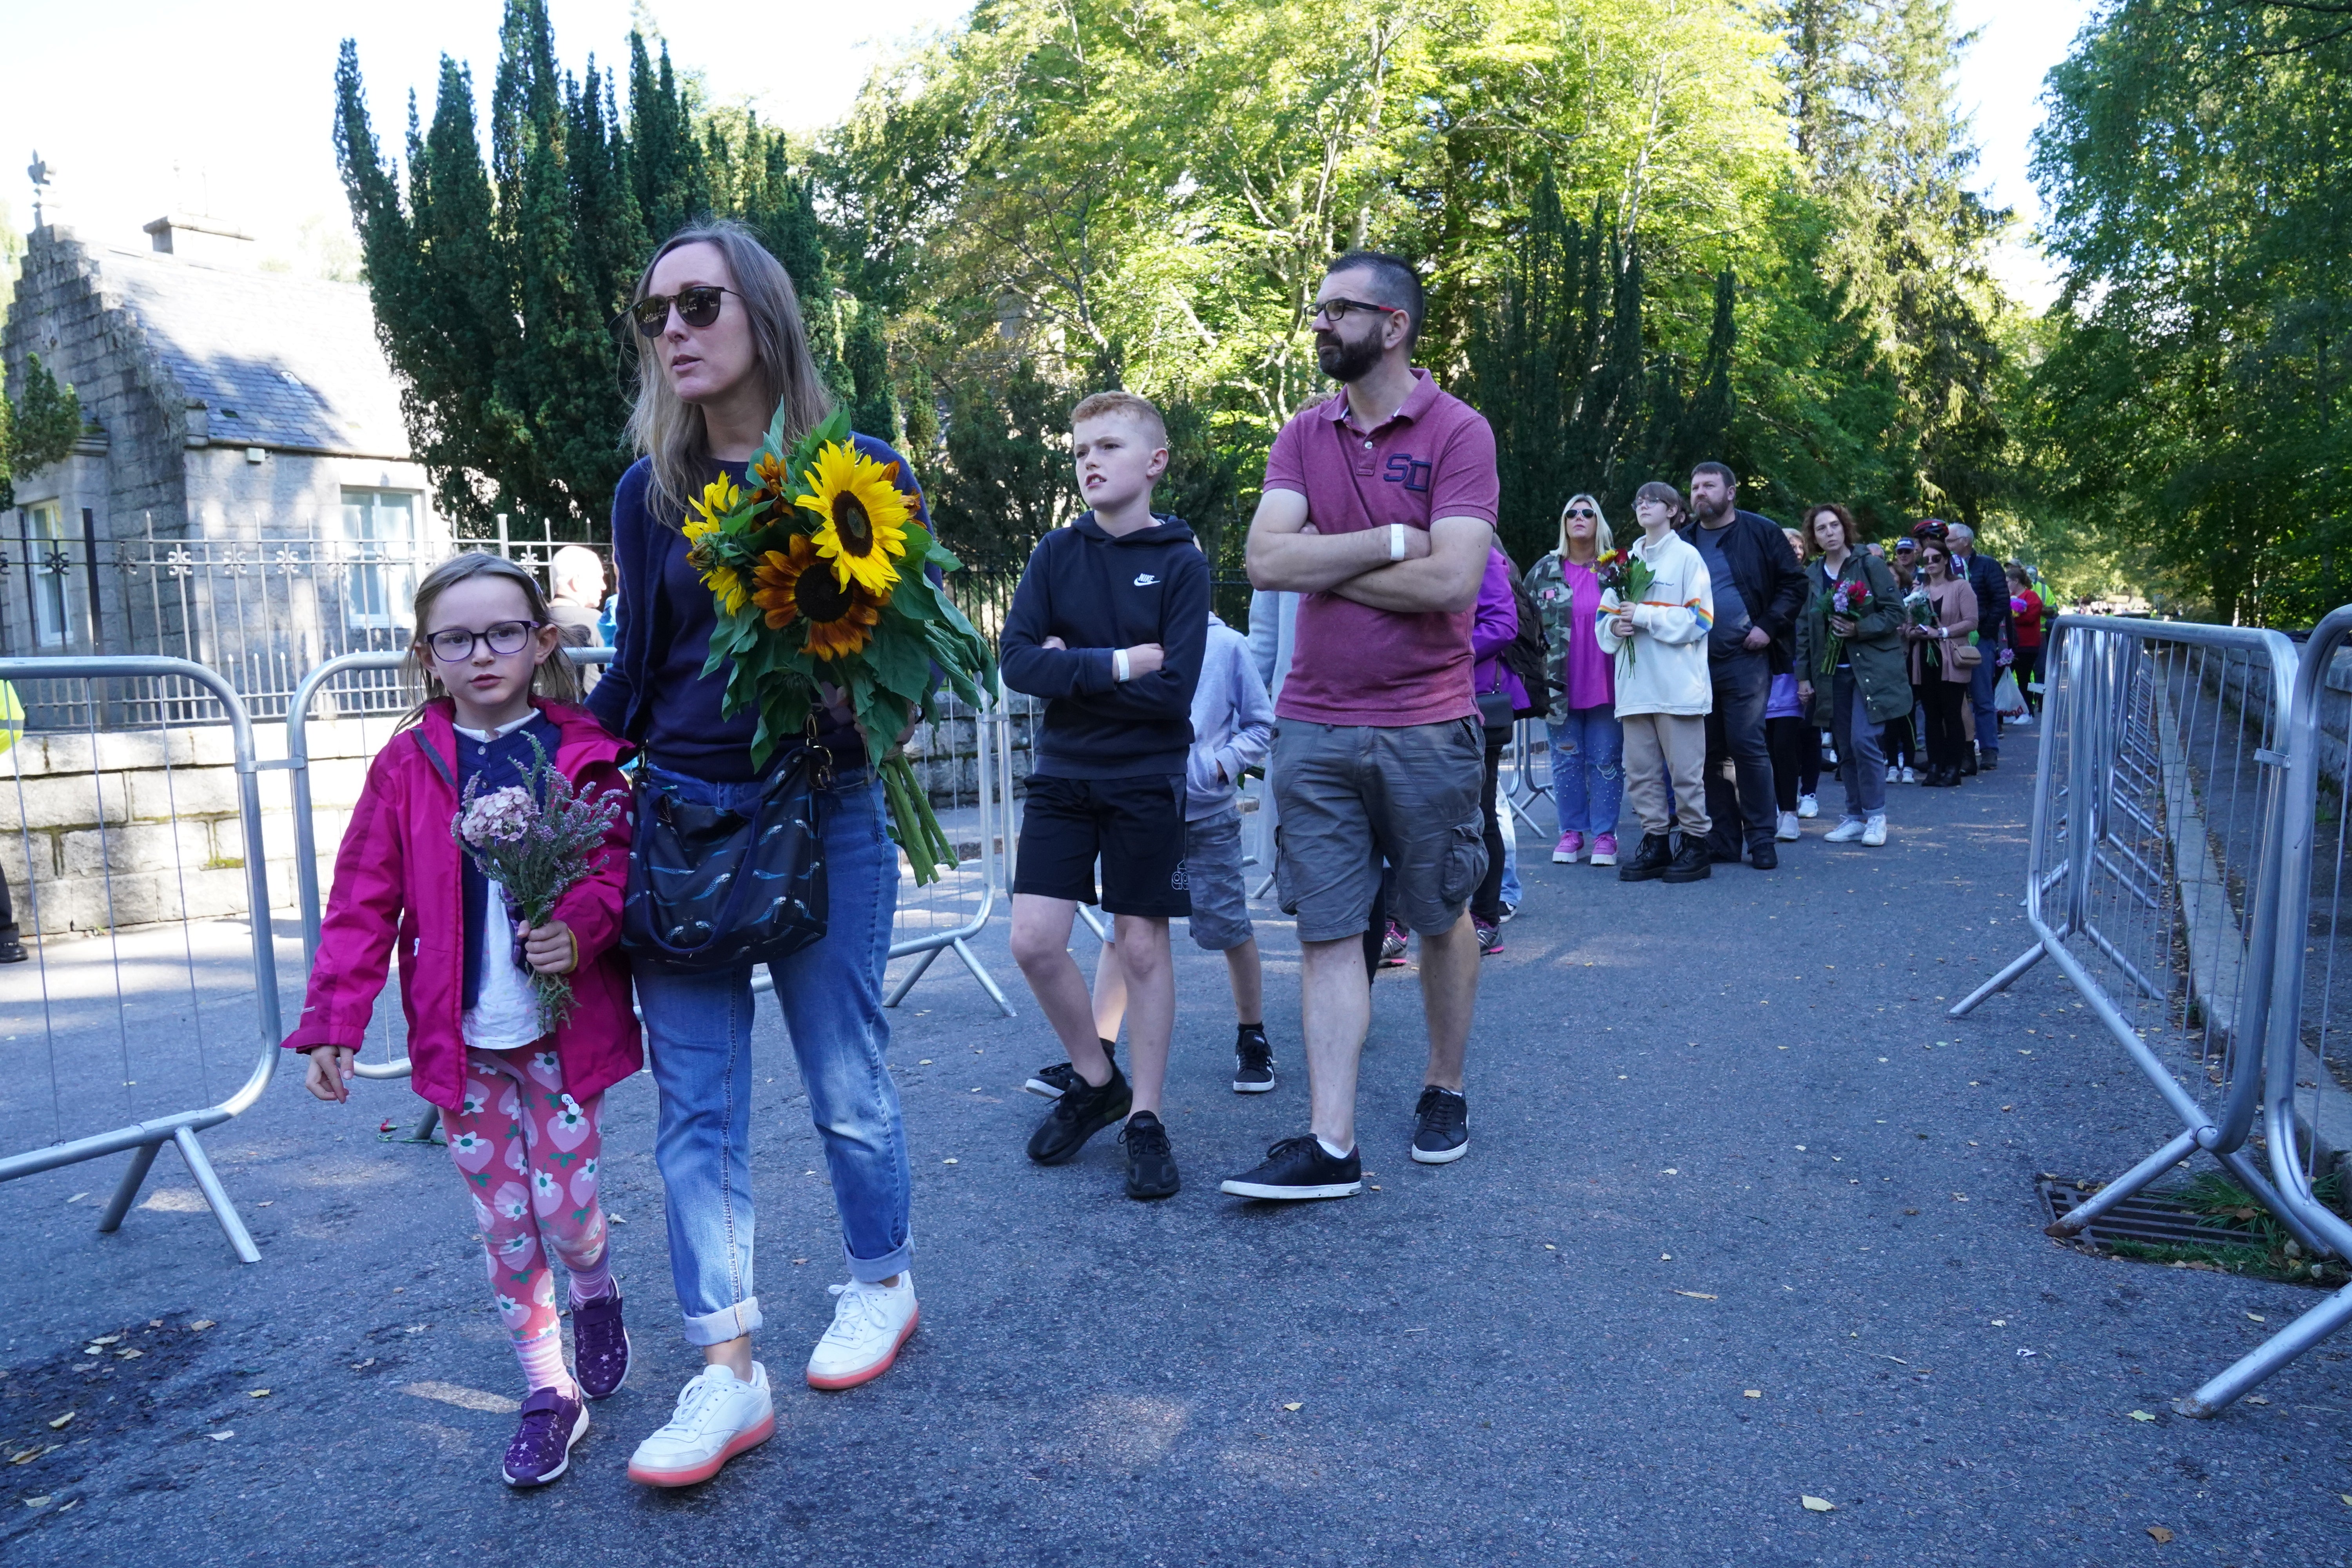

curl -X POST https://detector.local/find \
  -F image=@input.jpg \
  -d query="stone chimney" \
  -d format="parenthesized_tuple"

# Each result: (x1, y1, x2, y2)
(142, 214, 256, 267)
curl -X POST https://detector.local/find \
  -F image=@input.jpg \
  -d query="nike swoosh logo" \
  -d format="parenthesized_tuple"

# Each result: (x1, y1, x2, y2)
(1133, 573, 1159, 586)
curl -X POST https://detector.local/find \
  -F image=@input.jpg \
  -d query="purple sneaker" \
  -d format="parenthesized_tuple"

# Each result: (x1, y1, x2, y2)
(502, 1385, 588, 1487)
(572, 1288, 631, 1400)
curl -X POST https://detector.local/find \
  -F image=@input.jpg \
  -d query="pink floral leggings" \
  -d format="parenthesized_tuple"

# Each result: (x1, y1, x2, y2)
(442, 1046, 608, 1347)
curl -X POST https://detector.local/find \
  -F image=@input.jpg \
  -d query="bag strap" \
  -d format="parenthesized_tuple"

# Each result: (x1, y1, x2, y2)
(413, 731, 457, 790)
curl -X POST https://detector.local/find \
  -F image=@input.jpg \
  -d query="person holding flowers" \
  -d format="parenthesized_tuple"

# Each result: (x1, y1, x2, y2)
(287, 553, 640, 1489)
(1524, 493, 1623, 868)
(1597, 481, 1716, 885)
(1903, 532, 1980, 787)
(1791, 503, 1905, 847)
(591, 222, 946, 1488)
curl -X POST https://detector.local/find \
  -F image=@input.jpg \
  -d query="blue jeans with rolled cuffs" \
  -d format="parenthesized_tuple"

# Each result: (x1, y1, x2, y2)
(632, 763, 913, 1347)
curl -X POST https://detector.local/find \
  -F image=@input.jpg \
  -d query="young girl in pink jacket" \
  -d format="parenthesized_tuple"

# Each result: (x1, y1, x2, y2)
(286, 554, 641, 1488)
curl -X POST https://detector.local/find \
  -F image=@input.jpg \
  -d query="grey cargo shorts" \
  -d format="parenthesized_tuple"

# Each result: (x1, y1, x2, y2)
(1270, 716, 1487, 943)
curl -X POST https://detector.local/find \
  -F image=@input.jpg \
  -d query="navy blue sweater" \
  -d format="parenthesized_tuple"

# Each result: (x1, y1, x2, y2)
(588, 436, 927, 782)
(998, 512, 1209, 779)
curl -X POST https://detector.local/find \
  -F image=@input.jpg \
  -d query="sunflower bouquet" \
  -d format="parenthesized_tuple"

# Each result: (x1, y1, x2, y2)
(683, 405, 995, 884)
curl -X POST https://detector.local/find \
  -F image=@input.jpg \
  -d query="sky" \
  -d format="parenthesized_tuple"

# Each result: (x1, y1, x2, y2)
(0, 0, 2097, 305)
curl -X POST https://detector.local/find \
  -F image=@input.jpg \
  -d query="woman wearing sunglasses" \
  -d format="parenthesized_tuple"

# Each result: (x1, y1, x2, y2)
(1523, 494, 1623, 866)
(1905, 537, 1980, 788)
(591, 221, 929, 1487)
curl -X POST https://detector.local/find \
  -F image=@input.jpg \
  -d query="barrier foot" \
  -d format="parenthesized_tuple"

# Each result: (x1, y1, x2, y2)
(2174, 1278, 2352, 1417)
(1950, 940, 2048, 1018)
(406, 1105, 443, 1144)
(2212, 1145, 2337, 1260)
(96, 1141, 164, 1234)
(951, 936, 1016, 1019)
(883, 945, 946, 1009)
(2044, 1128, 2200, 1238)
(173, 1126, 260, 1265)
(1249, 873, 1275, 900)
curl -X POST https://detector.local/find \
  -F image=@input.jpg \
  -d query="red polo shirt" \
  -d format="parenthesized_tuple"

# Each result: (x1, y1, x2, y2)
(1262, 369, 1499, 727)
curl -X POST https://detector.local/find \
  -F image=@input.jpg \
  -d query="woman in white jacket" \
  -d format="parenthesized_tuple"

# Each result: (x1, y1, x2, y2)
(1597, 481, 1716, 885)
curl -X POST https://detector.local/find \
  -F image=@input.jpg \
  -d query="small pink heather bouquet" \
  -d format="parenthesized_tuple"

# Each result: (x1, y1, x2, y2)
(451, 735, 624, 1032)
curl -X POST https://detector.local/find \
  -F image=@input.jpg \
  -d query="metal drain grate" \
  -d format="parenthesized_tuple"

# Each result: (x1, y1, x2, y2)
(2038, 1179, 2268, 1249)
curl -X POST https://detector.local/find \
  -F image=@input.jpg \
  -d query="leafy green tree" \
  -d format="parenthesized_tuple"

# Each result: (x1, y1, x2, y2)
(2028, 0, 2352, 622)
(0, 354, 83, 511)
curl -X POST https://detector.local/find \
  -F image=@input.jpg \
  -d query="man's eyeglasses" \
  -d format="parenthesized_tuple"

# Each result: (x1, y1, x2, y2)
(1565, 507, 1598, 520)
(616, 285, 737, 338)
(426, 621, 541, 663)
(1310, 296, 1405, 327)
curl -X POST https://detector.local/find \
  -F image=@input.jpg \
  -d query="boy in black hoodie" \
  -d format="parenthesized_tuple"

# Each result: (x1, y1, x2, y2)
(1000, 391, 1211, 1200)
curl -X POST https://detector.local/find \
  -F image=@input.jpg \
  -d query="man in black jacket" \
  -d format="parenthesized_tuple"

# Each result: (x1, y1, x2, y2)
(1681, 462, 1808, 869)
(1945, 522, 2011, 771)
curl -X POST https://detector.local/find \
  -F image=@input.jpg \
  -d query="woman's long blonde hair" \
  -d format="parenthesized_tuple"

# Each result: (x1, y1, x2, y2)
(624, 220, 834, 529)
(1556, 492, 1613, 559)
(398, 553, 582, 727)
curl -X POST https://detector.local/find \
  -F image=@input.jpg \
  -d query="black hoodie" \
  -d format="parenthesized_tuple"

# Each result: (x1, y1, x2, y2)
(999, 511, 1211, 779)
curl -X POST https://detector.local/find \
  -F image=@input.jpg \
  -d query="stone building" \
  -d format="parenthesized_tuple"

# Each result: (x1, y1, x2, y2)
(0, 216, 448, 666)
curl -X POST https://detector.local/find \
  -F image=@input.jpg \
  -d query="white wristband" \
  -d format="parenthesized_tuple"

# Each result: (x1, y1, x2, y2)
(1389, 523, 1407, 561)
(1113, 648, 1131, 682)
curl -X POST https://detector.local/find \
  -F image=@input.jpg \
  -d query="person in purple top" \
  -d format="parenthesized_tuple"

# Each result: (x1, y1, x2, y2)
(1469, 544, 1529, 954)
(1225, 250, 1499, 1201)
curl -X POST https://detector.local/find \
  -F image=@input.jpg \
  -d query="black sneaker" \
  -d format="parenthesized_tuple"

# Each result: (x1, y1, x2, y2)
(1980, 753, 1999, 771)
(1748, 842, 1778, 871)
(1025, 1039, 1115, 1100)
(0, 933, 25, 964)
(1233, 1026, 1275, 1094)
(1499, 902, 1517, 923)
(1618, 832, 1672, 883)
(1220, 1135, 1362, 1200)
(1662, 836, 1713, 883)
(1410, 1086, 1469, 1165)
(1121, 1112, 1180, 1200)
(1026, 1063, 1132, 1165)
(1474, 919, 1503, 956)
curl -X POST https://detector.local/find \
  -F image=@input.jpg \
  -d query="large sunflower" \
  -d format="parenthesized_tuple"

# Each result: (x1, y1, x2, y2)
(794, 441, 911, 595)
(751, 535, 883, 661)
(683, 474, 749, 615)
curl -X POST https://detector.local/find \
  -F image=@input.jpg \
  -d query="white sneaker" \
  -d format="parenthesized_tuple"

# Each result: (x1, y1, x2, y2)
(1775, 811, 1801, 842)
(1823, 817, 1867, 843)
(627, 1362, 775, 1487)
(1900, 767, 1917, 784)
(1861, 815, 1887, 847)
(1796, 794, 1819, 820)
(806, 1273, 920, 1390)
(1884, 764, 1898, 783)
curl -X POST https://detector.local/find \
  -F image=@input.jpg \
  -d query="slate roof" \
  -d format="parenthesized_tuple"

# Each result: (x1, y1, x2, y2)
(97, 247, 410, 458)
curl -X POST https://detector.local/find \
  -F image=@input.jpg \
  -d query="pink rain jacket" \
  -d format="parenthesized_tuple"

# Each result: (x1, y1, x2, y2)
(283, 699, 642, 1111)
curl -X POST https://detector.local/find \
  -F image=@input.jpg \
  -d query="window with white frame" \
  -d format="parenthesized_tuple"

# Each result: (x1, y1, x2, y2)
(23, 501, 72, 648)
(338, 487, 420, 630)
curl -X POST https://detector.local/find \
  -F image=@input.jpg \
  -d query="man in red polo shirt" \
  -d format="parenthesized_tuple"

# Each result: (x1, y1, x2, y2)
(1223, 250, 1498, 1202)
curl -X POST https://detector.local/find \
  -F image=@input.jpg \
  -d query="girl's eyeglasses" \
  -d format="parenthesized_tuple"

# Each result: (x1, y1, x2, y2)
(427, 621, 541, 663)
(617, 285, 737, 338)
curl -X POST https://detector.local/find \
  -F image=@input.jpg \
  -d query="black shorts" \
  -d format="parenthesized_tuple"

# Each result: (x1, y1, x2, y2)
(1013, 773, 1191, 919)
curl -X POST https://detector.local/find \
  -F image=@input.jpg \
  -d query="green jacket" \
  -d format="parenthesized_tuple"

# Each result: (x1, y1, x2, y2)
(1523, 550, 1574, 701)
(1792, 553, 1911, 726)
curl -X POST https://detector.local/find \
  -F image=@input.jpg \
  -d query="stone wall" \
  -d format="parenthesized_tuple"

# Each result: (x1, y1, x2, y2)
(0, 716, 387, 938)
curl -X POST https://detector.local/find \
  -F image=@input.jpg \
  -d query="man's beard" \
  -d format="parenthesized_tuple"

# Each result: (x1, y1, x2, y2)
(1316, 330, 1383, 384)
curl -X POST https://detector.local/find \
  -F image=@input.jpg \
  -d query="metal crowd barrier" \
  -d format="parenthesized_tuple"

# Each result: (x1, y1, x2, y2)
(0, 657, 282, 1263)
(2180, 605, 2352, 1414)
(1950, 615, 2340, 1409)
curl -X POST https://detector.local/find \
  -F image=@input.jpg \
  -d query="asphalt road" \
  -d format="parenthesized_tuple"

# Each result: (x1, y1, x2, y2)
(4, 729, 2350, 1566)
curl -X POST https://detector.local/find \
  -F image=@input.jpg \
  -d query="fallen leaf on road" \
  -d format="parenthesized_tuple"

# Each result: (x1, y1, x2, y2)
(609, 1214, 626, 1225)
(45, 1414, 72, 1430)
(2128, 1410, 2156, 1421)
(1544, 1244, 1556, 1250)
(2146, 1526, 2173, 1543)
(188, 1320, 214, 1332)
(1674, 1291, 1717, 1300)
(86, 1334, 120, 1347)
(116, 1348, 142, 1359)
(23, 1496, 51, 1508)
(1990, 1319, 2005, 1327)
(1877, 1355, 1907, 1365)
(2245, 1313, 2265, 1323)
(1282, 1403, 1302, 1412)
(352, 1359, 375, 1370)
(2242, 1396, 2266, 1405)
(917, 1059, 931, 1065)
(1801, 1495, 1835, 1512)
(206, 1431, 234, 1441)
(943, 1158, 958, 1165)
(1743, 1390, 1761, 1398)
(248, 1389, 270, 1399)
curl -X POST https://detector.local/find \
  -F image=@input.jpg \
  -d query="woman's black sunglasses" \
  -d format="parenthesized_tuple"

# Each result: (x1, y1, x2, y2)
(615, 285, 738, 338)
(1565, 507, 1598, 520)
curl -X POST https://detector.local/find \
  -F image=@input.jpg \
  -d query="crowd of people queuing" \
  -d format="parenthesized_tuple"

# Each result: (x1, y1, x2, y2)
(278, 224, 2047, 1495)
